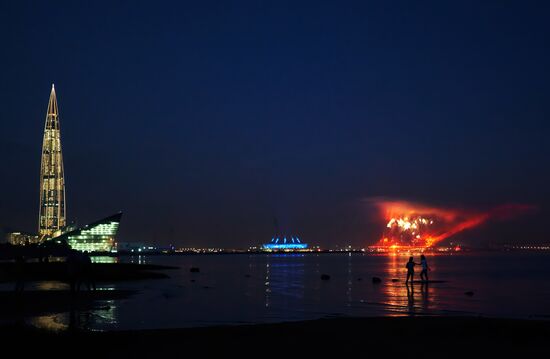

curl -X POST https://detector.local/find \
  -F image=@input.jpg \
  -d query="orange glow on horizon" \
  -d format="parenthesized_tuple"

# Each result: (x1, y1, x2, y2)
(368, 198, 535, 249)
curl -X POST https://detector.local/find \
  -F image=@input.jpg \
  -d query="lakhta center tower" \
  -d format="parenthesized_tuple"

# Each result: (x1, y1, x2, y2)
(38, 84, 66, 237)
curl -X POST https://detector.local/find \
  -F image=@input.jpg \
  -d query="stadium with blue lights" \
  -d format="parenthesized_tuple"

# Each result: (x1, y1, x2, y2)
(263, 236, 308, 250)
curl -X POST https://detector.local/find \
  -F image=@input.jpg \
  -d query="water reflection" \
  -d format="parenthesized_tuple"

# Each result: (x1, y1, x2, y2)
(406, 283, 415, 314)
(382, 254, 406, 314)
(383, 254, 437, 315)
(35, 281, 69, 291)
(92, 256, 118, 264)
(346, 253, 353, 307)
(420, 283, 431, 312)
(27, 299, 118, 332)
(28, 314, 69, 332)
(128, 255, 146, 265)
(264, 254, 305, 310)
(265, 262, 270, 308)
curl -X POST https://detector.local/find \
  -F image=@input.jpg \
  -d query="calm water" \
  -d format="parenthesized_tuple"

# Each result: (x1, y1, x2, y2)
(4, 252, 550, 331)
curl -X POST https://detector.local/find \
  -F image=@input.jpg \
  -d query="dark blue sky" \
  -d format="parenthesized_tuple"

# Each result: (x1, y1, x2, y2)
(1, 1, 549, 247)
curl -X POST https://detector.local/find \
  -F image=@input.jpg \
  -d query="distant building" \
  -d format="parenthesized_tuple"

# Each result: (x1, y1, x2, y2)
(117, 242, 152, 253)
(6, 232, 41, 246)
(263, 236, 308, 251)
(38, 84, 67, 237)
(51, 213, 122, 252)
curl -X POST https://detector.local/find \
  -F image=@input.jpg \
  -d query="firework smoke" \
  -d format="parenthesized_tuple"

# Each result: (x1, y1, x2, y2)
(367, 198, 535, 248)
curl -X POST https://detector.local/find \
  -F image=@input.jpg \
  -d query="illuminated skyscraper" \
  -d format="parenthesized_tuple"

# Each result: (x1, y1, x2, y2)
(38, 84, 66, 237)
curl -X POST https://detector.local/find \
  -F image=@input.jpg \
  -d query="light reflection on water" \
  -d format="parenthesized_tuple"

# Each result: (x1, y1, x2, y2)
(28, 314, 68, 332)
(35, 281, 69, 291)
(91, 256, 118, 264)
(26, 300, 118, 331)
(380, 255, 440, 316)
(5, 253, 550, 331)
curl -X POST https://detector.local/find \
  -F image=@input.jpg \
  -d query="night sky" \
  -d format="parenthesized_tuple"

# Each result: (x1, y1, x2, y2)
(1, 1, 549, 248)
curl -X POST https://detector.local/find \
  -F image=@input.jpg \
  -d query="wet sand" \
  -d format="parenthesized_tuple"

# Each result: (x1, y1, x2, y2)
(2, 316, 550, 356)
(0, 290, 137, 316)
(0, 262, 177, 282)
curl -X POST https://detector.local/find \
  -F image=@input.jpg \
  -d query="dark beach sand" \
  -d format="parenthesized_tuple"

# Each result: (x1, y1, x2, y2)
(0, 262, 176, 282)
(2, 317, 550, 357)
(0, 290, 137, 316)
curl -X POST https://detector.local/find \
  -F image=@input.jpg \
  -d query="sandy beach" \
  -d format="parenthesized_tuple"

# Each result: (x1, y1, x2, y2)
(2, 316, 550, 356)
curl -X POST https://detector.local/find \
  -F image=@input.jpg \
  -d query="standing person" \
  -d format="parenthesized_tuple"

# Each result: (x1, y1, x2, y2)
(420, 254, 430, 282)
(405, 256, 418, 284)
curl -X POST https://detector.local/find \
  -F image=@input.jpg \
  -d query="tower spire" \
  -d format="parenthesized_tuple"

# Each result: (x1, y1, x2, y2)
(47, 84, 58, 116)
(38, 84, 66, 237)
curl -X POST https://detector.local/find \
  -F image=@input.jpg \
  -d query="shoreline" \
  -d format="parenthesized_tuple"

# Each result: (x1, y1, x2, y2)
(98, 249, 550, 256)
(2, 249, 549, 262)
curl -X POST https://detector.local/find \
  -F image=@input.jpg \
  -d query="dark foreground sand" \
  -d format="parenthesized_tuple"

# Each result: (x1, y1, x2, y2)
(2, 317, 550, 357)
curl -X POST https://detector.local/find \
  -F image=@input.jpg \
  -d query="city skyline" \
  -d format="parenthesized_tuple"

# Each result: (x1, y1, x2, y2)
(1, 2, 550, 352)
(0, 2, 549, 248)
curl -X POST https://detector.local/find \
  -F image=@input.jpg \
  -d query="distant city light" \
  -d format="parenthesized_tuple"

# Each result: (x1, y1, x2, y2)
(263, 243, 308, 250)
(262, 236, 308, 251)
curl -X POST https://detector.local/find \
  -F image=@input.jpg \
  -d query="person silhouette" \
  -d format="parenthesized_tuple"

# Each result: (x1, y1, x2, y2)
(405, 256, 419, 284)
(420, 255, 431, 282)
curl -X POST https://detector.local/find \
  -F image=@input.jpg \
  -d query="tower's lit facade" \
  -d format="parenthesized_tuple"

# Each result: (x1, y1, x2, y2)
(38, 84, 66, 238)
